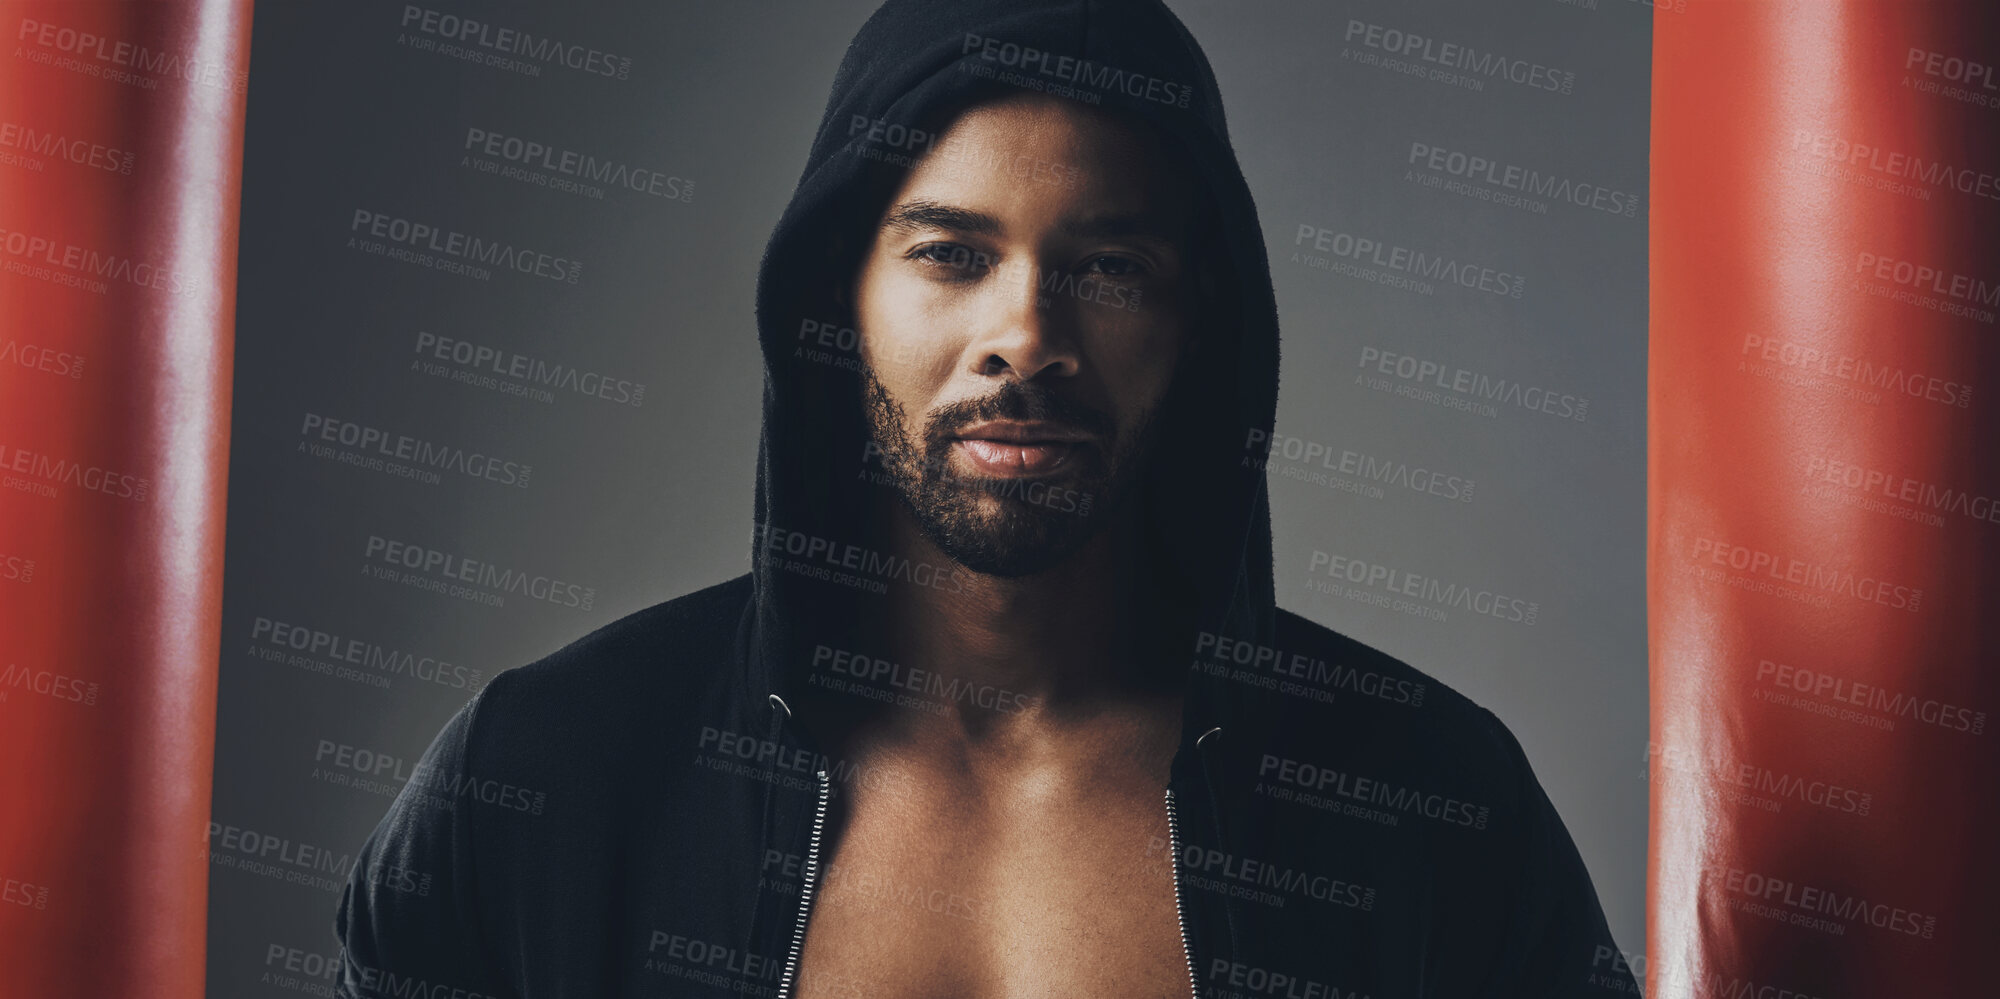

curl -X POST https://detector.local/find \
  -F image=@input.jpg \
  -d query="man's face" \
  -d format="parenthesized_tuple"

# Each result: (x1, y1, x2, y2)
(854, 93, 1198, 578)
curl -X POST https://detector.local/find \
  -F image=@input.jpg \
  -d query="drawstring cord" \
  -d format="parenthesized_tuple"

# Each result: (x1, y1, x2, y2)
(745, 692, 795, 963)
(1193, 724, 1245, 970)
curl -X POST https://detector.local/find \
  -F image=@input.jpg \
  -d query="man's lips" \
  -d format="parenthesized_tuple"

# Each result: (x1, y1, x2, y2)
(954, 420, 1094, 444)
(950, 421, 1095, 477)
(954, 439, 1080, 475)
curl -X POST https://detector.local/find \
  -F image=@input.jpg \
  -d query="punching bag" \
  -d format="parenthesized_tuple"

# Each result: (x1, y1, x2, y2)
(0, 1, 252, 996)
(1650, 0, 1999, 994)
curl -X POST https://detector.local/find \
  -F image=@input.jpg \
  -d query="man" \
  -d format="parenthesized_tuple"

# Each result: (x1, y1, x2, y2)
(337, 1, 1636, 997)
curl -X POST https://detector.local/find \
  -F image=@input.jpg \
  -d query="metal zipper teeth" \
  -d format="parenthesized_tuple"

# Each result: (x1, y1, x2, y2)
(776, 769, 832, 999)
(1164, 788, 1200, 999)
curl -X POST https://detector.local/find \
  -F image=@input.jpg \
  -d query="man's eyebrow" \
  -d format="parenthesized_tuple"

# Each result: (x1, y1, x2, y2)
(877, 201, 1184, 249)
(879, 200, 1001, 236)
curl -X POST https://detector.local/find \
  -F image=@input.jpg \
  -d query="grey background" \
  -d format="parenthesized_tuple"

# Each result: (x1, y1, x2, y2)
(209, 0, 1650, 991)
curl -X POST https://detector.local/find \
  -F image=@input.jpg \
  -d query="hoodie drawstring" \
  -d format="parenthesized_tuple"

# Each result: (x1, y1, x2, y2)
(1193, 724, 1245, 970)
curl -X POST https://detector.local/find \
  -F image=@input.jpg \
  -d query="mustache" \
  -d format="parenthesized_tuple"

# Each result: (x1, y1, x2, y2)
(920, 382, 1116, 445)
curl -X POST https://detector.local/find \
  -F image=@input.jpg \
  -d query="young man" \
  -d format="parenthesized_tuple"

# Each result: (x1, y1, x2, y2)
(337, 2, 1635, 997)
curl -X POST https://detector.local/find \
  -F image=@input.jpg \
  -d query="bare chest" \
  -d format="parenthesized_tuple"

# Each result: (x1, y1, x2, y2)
(788, 765, 1192, 999)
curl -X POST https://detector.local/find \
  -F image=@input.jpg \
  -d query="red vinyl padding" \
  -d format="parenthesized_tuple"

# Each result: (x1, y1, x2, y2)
(0, 2, 252, 996)
(1649, 1, 1998, 993)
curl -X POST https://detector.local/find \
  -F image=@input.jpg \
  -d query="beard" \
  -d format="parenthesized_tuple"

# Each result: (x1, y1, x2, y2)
(860, 369, 1160, 578)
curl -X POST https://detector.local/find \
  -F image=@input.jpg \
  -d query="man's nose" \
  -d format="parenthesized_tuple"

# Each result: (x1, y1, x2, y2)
(972, 259, 1080, 381)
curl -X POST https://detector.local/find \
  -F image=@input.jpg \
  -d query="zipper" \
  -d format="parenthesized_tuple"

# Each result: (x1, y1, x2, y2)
(1164, 788, 1200, 999)
(775, 769, 832, 999)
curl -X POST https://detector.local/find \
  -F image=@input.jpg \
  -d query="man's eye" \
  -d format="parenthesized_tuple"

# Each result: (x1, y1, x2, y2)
(908, 243, 989, 273)
(1082, 254, 1142, 277)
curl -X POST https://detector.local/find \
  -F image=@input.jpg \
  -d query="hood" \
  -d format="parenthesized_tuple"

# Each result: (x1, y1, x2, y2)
(743, 0, 1281, 738)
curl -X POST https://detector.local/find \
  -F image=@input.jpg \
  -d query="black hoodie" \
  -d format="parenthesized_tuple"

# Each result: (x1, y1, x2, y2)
(336, 2, 1636, 996)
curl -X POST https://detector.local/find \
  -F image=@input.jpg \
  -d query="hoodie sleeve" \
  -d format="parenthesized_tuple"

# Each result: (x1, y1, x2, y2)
(334, 685, 514, 999)
(1478, 710, 1639, 999)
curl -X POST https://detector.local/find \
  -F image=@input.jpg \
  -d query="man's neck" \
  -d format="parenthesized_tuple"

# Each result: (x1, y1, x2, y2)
(871, 502, 1183, 735)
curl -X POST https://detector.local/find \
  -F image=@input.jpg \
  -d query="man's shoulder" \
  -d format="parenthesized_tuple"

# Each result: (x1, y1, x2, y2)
(1258, 611, 1625, 986)
(491, 573, 751, 693)
(460, 574, 752, 758)
(1269, 606, 1486, 717)
(1261, 606, 1529, 792)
